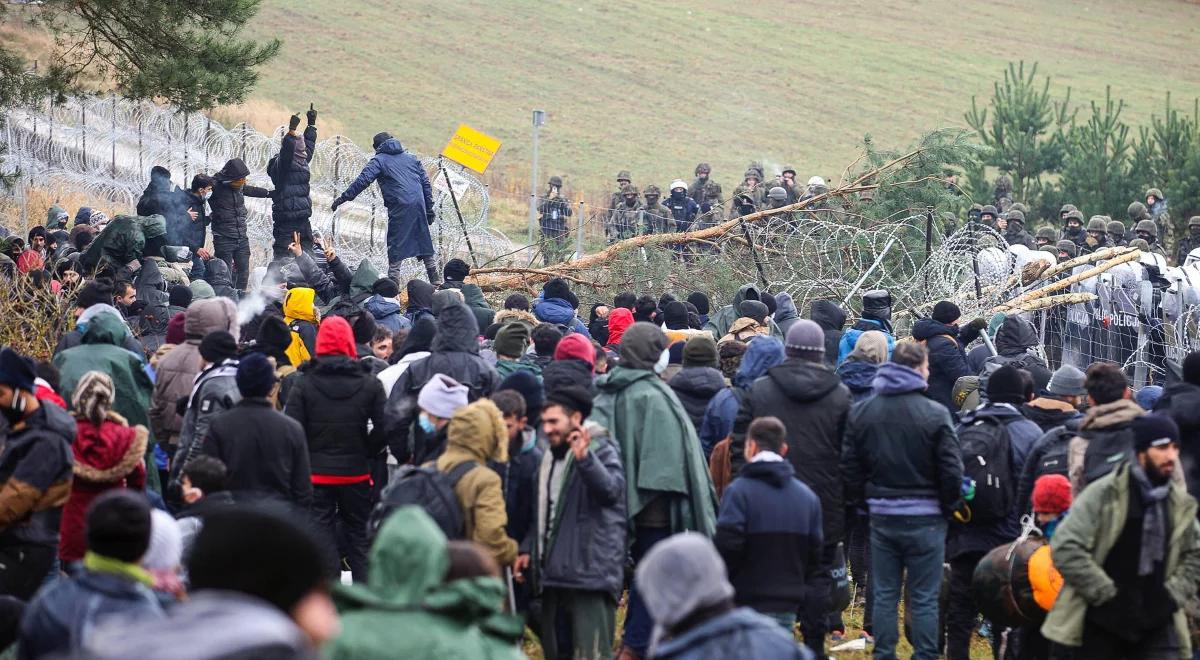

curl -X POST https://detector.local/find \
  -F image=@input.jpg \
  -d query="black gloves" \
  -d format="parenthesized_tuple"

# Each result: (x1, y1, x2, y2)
(331, 197, 345, 212)
(968, 317, 988, 331)
(427, 212, 436, 226)
(306, 103, 317, 127)
(288, 114, 301, 132)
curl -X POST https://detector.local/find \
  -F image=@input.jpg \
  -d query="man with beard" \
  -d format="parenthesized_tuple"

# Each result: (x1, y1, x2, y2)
(1043, 414, 1200, 659)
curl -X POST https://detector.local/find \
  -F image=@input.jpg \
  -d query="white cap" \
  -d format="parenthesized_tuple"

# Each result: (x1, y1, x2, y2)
(670, 179, 687, 192)
(807, 176, 826, 188)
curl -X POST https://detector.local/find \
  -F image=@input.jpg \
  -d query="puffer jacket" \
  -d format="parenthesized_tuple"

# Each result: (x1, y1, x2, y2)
(269, 125, 317, 226)
(669, 366, 726, 435)
(651, 607, 810, 660)
(19, 569, 164, 660)
(285, 355, 387, 479)
(986, 315, 1052, 387)
(0, 402, 74, 549)
(148, 298, 238, 447)
(170, 360, 242, 490)
(835, 358, 877, 402)
(364, 294, 409, 334)
(734, 358, 850, 544)
(203, 258, 238, 300)
(837, 317, 894, 365)
(59, 413, 147, 562)
(385, 304, 497, 464)
(209, 159, 271, 243)
(525, 421, 626, 600)
(912, 318, 981, 412)
(532, 297, 589, 336)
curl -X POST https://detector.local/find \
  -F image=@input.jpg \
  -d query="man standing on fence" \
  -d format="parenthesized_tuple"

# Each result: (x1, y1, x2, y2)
(332, 132, 440, 284)
(269, 108, 318, 259)
(538, 176, 572, 265)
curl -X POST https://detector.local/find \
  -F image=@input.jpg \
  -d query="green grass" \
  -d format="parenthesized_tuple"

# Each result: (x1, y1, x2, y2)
(245, 0, 1200, 197)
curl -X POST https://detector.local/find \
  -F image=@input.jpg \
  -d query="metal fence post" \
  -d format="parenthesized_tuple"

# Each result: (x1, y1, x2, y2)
(110, 96, 116, 177)
(575, 201, 585, 260)
(80, 103, 87, 170)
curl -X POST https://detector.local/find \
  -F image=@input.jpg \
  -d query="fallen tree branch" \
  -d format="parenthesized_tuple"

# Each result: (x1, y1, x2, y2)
(995, 292, 1098, 314)
(994, 250, 1141, 312)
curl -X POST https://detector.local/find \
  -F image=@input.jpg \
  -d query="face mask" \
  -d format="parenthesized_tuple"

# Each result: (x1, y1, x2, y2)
(418, 413, 436, 435)
(203, 191, 212, 201)
(2, 395, 27, 426)
(652, 348, 670, 375)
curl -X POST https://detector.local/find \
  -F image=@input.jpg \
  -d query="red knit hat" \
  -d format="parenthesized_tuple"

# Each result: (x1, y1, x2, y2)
(1032, 474, 1072, 514)
(316, 316, 357, 358)
(554, 333, 595, 370)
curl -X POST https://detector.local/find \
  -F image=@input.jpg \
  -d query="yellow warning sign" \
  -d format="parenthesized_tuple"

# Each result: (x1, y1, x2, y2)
(441, 124, 502, 174)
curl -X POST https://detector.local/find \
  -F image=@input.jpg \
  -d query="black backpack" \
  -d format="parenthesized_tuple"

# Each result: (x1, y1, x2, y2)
(1032, 426, 1073, 482)
(369, 461, 478, 541)
(1081, 428, 1134, 488)
(960, 416, 1016, 523)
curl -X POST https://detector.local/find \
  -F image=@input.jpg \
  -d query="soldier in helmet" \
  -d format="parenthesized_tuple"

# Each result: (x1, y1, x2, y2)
(666, 180, 700, 232)
(1035, 226, 1058, 248)
(1175, 216, 1200, 266)
(1081, 216, 1110, 254)
(993, 174, 1013, 211)
(688, 163, 723, 210)
(1107, 220, 1127, 248)
(1001, 209, 1036, 248)
(606, 183, 641, 243)
(967, 203, 984, 225)
(1145, 187, 1171, 227)
(729, 170, 764, 218)
(1059, 203, 1078, 222)
(640, 185, 673, 236)
(698, 185, 725, 227)
(1055, 239, 1078, 261)
(1134, 218, 1167, 257)
(1009, 201, 1029, 217)
(609, 170, 633, 212)
(1062, 209, 1087, 247)
(780, 165, 799, 202)
(747, 161, 765, 182)
(538, 175, 573, 264)
(980, 204, 998, 228)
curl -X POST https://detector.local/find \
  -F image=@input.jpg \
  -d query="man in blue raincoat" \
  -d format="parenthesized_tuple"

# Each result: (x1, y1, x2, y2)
(332, 132, 440, 284)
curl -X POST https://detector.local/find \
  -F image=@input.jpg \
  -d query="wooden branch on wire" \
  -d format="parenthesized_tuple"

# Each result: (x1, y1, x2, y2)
(995, 292, 1098, 314)
(993, 250, 1141, 313)
(1038, 246, 1137, 282)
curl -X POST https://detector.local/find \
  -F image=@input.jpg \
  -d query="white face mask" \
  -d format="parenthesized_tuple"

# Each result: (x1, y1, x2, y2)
(653, 348, 670, 375)
(203, 191, 212, 201)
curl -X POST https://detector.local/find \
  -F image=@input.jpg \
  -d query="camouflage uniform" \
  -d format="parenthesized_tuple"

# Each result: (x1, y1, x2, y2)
(1080, 216, 1110, 255)
(696, 186, 725, 228)
(1034, 226, 1058, 248)
(607, 184, 642, 243)
(1107, 220, 1127, 248)
(688, 163, 723, 210)
(729, 169, 764, 219)
(609, 170, 632, 214)
(1001, 210, 1036, 249)
(640, 185, 674, 235)
(1175, 216, 1200, 266)
(538, 176, 573, 264)
(1134, 218, 1168, 258)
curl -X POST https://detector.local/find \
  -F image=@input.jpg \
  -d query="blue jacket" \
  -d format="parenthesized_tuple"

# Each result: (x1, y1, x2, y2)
(651, 607, 812, 659)
(835, 359, 877, 402)
(532, 297, 590, 337)
(837, 318, 894, 365)
(364, 294, 410, 334)
(339, 138, 435, 263)
(715, 459, 823, 613)
(19, 570, 164, 660)
(698, 338, 785, 457)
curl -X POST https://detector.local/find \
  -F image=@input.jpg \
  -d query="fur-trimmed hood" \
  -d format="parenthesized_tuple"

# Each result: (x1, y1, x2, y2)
(71, 411, 148, 483)
(494, 308, 538, 328)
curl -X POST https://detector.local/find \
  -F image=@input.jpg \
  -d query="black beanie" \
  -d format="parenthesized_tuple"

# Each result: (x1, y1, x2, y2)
(352, 310, 377, 345)
(0, 348, 37, 393)
(932, 301, 961, 325)
(168, 284, 193, 309)
(371, 277, 399, 298)
(236, 352, 277, 398)
(256, 316, 292, 365)
(545, 385, 593, 420)
(662, 301, 690, 330)
(738, 300, 770, 324)
(1184, 351, 1200, 386)
(86, 490, 151, 563)
(503, 294, 529, 311)
(761, 292, 777, 317)
(987, 365, 1030, 405)
(199, 331, 238, 364)
(687, 291, 710, 316)
(443, 258, 471, 283)
(188, 506, 329, 613)
(1133, 413, 1179, 453)
(76, 277, 115, 309)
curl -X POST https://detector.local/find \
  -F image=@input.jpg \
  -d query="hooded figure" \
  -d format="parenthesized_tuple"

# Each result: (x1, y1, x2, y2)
(836, 290, 895, 364)
(209, 158, 271, 292)
(203, 258, 239, 301)
(405, 279, 436, 326)
(702, 284, 783, 341)
(532, 278, 590, 337)
(986, 315, 1052, 390)
(699, 337, 786, 463)
(385, 303, 497, 464)
(773, 292, 801, 338)
(836, 330, 888, 402)
(283, 287, 320, 366)
(326, 507, 524, 659)
(333, 134, 439, 283)
(808, 300, 847, 368)
(377, 315, 437, 397)
(266, 110, 318, 258)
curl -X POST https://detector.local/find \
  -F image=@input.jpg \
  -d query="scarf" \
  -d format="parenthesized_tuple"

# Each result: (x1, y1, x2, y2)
(1130, 464, 1170, 577)
(84, 551, 155, 587)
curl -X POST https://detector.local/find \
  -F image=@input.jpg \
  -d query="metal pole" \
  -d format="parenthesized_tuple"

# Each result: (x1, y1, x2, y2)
(80, 104, 87, 170)
(924, 208, 934, 298)
(574, 200, 585, 260)
(137, 117, 143, 173)
(970, 221, 982, 299)
(843, 236, 898, 307)
(332, 136, 341, 240)
(738, 217, 770, 290)
(110, 96, 116, 177)
(204, 117, 211, 173)
(439, 157, 477, 266)
(183, 114, 190, 185)
(527, 110, 545, 245)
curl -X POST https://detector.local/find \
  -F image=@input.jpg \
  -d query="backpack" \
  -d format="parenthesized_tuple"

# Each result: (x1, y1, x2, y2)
(959, 415, 1016, 523)
(1032, 426, 1073, 482)
(1080, 427, 1134, 488)
(369, 461, 478, 541)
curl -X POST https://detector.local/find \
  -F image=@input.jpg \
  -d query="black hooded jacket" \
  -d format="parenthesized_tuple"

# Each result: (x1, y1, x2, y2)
(384, 304, 498, 464)
(809, 300, 847, 368)
(911, 318, 980, 413)
(669, 366, 726, 434)
(285, 355, 387, 477)
(733, 358, 850, 544)
(203, 258, 238, 300)
(987, 316, 1051, 387)
(269, 125, 317, 226)
(209, 159, 271, 243)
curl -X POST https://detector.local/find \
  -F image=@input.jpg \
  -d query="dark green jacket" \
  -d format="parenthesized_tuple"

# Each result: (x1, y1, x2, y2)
(53, 312, 154, 432)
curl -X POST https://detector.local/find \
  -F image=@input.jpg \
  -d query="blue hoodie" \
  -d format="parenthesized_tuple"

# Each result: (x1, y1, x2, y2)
(531, 297, 590, 337)
(364, 294, 410, 334)
(698, 337, 786, 456)
(871, 361, 928, 396)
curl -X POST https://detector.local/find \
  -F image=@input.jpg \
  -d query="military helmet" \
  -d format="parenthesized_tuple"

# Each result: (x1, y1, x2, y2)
(1086, 216, 1107, 232)
(981, 204, 998, 218)
(781, 165, 796, 176)
(1060, 203, 1078, 217)
(620, 183, 639, 196)
(1146, 187, 1164, 201)
(1130, 238, 1151, 251)
(1055, 240, 1078, 259)
(1135, 219, 1158, 237)
(643, 184, 661, 196)
(548, 175, 563, 188)
(743, 169, 760, 181)
(1064, 209, 1085, 224)
(969, 203, 983, 213)
(1128, 201, 1149, 221)
(695, 163, 711, 175)
(617, 170, 632, 182)
(1010, 202, 1029, 216)
(1188, 216, 1200, 228)
(1035, 226, 1057, 241)
(1107, 220, 1126, 234)
(1005, 209, 1025, 224)
(1039, 245, 1059, 257)
(767, 186, 788, 201)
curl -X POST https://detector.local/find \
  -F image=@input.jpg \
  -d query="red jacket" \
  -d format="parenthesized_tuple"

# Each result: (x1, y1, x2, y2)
(58, 414, 148, 562)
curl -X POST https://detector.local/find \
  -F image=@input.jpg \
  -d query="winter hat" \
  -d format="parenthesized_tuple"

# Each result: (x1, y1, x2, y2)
(543, 278, 575, 306)
(236, 352, 278, 398)
(1183, 351, 1200, 386)
(372, 132, 394, 150)
(315, 316, 356, 358)
(255, 316, 293, 365)
(687, 292, 710, 316)
(1133, 413, 1179, 453)
(848, 330, 889, 364)
(554, 333, 596, 370)
(932, 301, 961, 325)
(168, 284, 193, 309)
(493, 323, 531, 358)
(189, 279, 216, 300)
(1136, 385, 1164, 412)
(86, 490, 152, 563)
(351, 311, 376, 345)
(72, 370, 115, 426)
(683, 335, 719, 369)
(620, 322, 667, 371)
(74, 207, 93, 226)
(76, 277, 115, 309)
(1047, 364, 1087, 397)
(987, 365, 1030, 405)
(0, 348, 37, 393)
(503, 294, 530, 311)
(372, 277, 399, 298)
(188, 505, 328, 614)
(199, 330, 238, 364)
(737, 300, 770, 324)
(165, 312, 187, 345)
(785, 319, 826, 360)
(443, 258, 471, 282)
(718, 340, 748, 379)
(545, 385, 593, 420)
(499, 370, 544, 420)
(418, 374, 469, 419)
(606, 308, 634, 346)
(142, 509, 183, 571)
(662, 301, 690, 330)
(1031, 474, 1072, 515)
(635, 532, 735, 645)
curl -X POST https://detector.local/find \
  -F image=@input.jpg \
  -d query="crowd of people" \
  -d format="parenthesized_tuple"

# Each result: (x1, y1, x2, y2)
(1, 145, 1200, 660)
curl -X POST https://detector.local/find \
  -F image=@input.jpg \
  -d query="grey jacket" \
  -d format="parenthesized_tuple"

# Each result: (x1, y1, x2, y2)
(171, 360, 242, 486)
(525, 422, 627, 600)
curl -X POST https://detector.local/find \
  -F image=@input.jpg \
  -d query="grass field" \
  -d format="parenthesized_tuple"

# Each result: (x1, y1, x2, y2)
(244, 0, 1200, 197)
